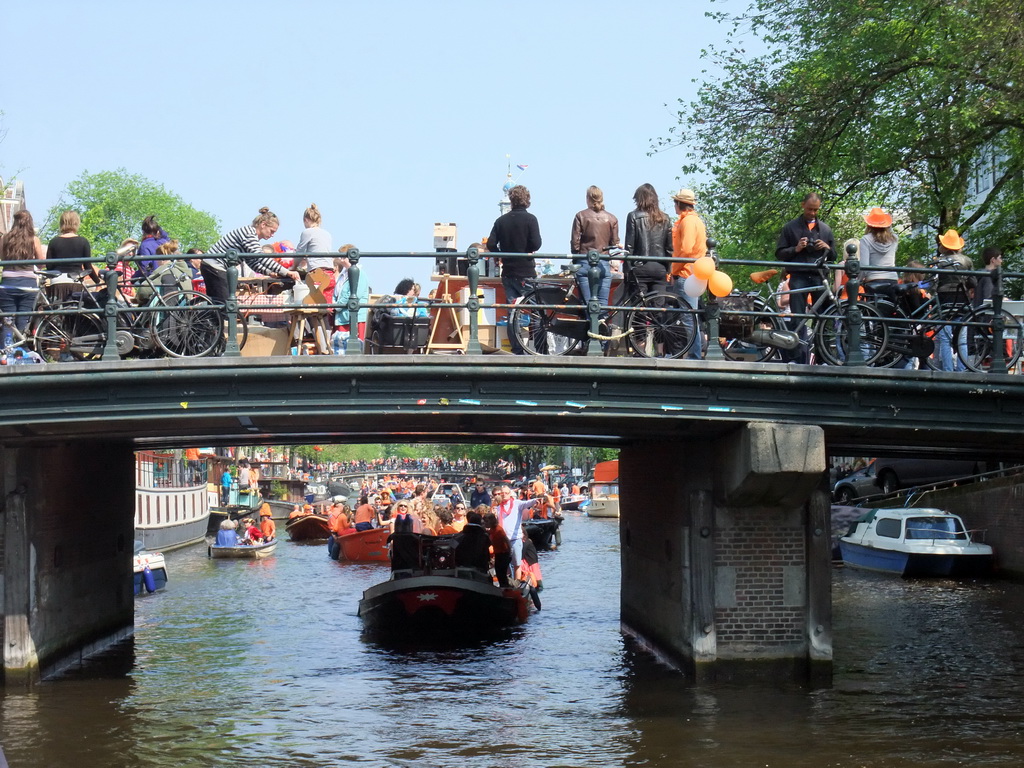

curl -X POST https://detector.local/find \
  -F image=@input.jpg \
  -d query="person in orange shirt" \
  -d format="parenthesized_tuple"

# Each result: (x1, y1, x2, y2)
(483, 511, 512, 587)
(328, 504, 351, 535)
(259, 505, 276, 541)
(530, 476, 546, 497)
(670, 189, 707, 360)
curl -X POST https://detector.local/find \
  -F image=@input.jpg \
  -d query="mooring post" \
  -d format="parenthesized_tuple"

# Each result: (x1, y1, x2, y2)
(100, 252, 121, 361)
(222, 251, 241, 357)
(345, 249, 365, 356)
(843, 241, 866, 366)
(466, 246, 483, 355)
(703, 239, 725, 361)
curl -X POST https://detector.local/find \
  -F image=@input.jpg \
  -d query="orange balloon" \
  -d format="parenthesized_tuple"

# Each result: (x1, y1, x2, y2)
(692, 256, 716, 281)
(709, 270, 733, 297)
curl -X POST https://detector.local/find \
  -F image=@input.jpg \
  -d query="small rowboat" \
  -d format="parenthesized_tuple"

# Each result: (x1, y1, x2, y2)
(286, 514, 331, 542)
(329, 527, 391, 562)
(208, 539, 278, 559)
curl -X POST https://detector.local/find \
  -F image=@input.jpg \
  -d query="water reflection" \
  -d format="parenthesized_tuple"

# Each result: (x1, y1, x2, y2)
(3, 517, 1024, 766)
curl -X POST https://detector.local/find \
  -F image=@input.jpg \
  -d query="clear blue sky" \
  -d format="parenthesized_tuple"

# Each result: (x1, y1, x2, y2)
(2, 0, 742, 290)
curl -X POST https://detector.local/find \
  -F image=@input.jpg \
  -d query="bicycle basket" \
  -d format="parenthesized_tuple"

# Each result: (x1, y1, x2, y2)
(717, 294, 758, 336)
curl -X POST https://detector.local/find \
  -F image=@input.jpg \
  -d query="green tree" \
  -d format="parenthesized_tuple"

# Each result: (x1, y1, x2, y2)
(42, 169, 220, 254)
(661, 0, 1024, 272)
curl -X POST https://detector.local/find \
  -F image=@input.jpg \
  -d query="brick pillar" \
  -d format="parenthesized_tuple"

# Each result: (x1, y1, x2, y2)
(2, 442, 135, 685)
(620, 422, 831, 683)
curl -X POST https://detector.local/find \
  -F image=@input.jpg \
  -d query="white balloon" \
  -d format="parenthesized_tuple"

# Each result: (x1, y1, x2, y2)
(683, 275, 708, 298)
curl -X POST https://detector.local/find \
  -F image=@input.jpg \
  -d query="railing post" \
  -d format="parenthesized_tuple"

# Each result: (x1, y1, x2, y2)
(101, 252, 121, 361)
(345, 249, 365, 356)
(222, 251, 241, 357)
(465, 246, 483, 355)
(988, 263, 1007, 374)
(703, 239, 725, 361)
(586, 248, 603, 357)
(843, 242, 866, 366)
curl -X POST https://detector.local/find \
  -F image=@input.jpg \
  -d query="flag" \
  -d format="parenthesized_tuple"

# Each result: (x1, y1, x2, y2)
(517, 164, 528, 170)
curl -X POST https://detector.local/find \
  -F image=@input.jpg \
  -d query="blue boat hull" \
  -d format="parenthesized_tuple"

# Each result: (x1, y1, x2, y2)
(839, 541, 993, 577)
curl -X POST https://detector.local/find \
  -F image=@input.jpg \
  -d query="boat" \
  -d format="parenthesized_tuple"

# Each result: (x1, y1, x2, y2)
(208, 539, 278, 559)
(133, 541, 168, 595)
(559, 494, 588, 512)
(586, 460, 619, 518)
(135, 450, 211, 551)
(286, 514, 331, 542)
(328, 526, 391, 562)
(524, 517, 562, 550)
(358, 532, 532, 636)
(838, 507, 994, 577)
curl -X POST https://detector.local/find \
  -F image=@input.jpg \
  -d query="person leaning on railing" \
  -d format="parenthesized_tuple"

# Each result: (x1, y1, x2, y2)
(0, 209, 45, 347)
(201, 207, 301, 303)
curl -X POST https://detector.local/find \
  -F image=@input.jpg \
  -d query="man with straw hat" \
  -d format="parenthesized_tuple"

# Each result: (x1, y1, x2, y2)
(670, 188, 707, 360)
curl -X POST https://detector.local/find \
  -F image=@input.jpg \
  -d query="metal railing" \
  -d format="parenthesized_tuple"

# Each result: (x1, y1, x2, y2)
(1, 244, 1020, 371)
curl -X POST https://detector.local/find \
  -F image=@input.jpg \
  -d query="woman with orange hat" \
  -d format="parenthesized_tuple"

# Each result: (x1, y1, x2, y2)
(860, 208, 899, 302)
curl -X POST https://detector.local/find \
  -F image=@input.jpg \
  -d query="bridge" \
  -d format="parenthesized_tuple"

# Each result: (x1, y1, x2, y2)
(4, 306, 1024, 686)
(5, 353, 1022, 685)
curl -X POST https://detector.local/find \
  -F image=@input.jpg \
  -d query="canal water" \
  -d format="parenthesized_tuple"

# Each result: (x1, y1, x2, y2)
(3, 514, 1024, 767)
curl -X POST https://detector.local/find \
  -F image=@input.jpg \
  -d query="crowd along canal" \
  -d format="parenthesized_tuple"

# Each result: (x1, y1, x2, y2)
(3, 513, 1024, 766)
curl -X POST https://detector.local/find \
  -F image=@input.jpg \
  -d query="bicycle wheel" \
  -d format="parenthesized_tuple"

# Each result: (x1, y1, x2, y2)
(210, 312, 250, 356)
(814, 301, 889, 366)
(862, 300, 915, 368)
(623, 291, 694, 359)
(151, 291, 224, 358)
(957, 307, 1023, 373)
(714, 295, 788, 362)
(506, 290, 585, 356)
(32, 303, 106, 361)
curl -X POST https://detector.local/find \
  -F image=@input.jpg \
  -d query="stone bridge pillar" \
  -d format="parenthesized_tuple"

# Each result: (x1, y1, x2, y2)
(2, 442, 135, 685)
(619, 421, 832, 683)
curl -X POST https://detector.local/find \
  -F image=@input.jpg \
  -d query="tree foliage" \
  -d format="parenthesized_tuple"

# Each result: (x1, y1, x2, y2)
(661, 0, 1024, 271)
(42, 169, 220, 255)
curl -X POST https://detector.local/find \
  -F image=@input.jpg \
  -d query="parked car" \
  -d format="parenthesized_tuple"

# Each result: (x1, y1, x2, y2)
(833, 464, 879, 504)
(872, 458, 979, 494)
(833, 458, 980, 503)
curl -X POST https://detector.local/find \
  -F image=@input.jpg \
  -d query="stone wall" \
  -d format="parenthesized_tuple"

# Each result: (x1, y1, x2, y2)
(3, 442, 135, 685)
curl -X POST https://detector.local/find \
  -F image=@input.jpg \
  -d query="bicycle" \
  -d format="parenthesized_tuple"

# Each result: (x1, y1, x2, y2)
(32, 260, 246, 361)
(868, 260, 1022, 372)
(505, 249, 696, 358)
(712, 257, 890, 365)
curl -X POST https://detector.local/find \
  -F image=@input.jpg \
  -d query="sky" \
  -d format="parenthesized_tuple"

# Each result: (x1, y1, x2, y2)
(1, 0, 745, 291)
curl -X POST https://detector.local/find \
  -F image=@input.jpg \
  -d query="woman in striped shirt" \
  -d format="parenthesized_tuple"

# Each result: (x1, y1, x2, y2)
(201, 207, 301, 303)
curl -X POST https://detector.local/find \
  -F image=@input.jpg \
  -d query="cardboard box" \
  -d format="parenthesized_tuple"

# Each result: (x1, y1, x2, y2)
(457, 287, 496, 327)
(241, 326, 291, 357)
(461, 324, 496, 348)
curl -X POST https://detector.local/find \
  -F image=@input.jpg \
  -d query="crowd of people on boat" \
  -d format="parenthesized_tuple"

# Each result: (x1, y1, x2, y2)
(214, 503, 276, 547)
(314, 473, 575, 608)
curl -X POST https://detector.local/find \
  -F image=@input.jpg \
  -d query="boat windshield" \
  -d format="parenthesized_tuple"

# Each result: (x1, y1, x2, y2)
(905, 516, 967, 540)
(591, 482, 618, 498)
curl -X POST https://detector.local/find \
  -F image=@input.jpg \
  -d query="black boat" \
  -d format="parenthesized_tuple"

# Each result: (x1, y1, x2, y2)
(524, 517, 562, 551)
(358, 531, 531, 637)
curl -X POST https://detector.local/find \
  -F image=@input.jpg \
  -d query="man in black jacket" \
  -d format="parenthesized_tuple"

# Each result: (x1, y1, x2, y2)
(488, 185, 542, 302)
(775, 193, 835, 362)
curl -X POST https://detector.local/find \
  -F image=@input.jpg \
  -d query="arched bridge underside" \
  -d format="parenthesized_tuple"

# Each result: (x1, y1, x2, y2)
(1, 356, 1022, 458)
